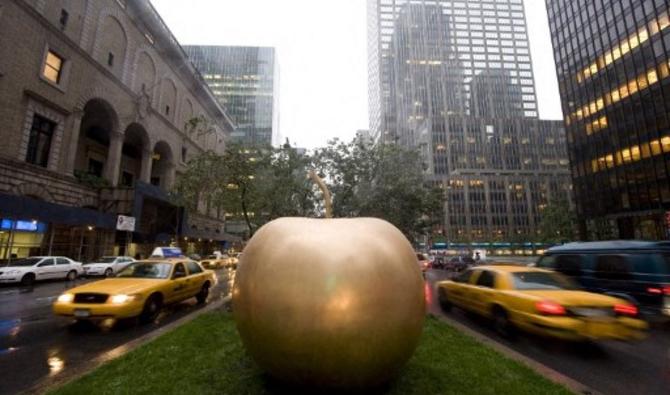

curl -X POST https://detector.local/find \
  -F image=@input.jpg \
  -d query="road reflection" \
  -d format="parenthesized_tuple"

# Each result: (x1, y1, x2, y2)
(0, 268, 233, 395)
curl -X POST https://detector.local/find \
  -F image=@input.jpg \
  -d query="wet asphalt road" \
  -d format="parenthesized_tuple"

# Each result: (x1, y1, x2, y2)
(426, 269, 670, 395)
(0, 268, 234, 395)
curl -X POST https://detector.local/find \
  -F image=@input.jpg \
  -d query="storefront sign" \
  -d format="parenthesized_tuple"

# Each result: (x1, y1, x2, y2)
(0, 219, 45, 233)
(116, 215, 136, 232)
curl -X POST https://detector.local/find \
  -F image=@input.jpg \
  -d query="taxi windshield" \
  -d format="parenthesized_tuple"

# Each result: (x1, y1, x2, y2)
(116, 262, 172, 279)
(512, 272, 580, 291)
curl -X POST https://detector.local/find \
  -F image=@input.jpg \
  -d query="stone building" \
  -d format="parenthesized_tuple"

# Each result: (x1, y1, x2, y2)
(0, 0, 236, 261)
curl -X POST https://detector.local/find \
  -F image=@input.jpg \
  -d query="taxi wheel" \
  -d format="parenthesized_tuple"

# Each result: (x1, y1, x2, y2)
(437, 288, 452, 312)
(196, 283, 210, 305)
(66, 270, 77, 281)
(20, 273, 35, 286)
(140, 295, 162, 324)
(492, 306, 515, 339)
(104, 268, 113, 277)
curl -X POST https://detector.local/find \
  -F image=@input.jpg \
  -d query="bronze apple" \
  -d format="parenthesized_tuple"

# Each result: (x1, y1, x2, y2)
(232, 217, 425, 388)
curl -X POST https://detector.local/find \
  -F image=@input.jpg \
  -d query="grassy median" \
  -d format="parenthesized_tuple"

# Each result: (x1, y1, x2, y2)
(51, 312, 571, 395)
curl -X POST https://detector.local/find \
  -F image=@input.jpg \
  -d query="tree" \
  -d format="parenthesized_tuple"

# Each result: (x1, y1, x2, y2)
(537, 199, 577, 243)
(313, 138, 442, 243)
(174, 142, 317, 239)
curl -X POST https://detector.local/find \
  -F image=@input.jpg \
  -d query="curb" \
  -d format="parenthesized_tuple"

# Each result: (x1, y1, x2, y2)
(24, 295, 232, 395)
(432, 312, 599, 395)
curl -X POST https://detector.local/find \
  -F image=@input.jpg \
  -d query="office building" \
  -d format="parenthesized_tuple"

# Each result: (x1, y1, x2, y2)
(367, 0, 572, 249)
(184, 45, 280, 146)
(546, 0, 670, 239)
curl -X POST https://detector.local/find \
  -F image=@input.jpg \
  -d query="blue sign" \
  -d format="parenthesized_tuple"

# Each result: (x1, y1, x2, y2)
(161, 247, 183, 257)
(1, 219, 46, 233)
(151, 247, 183, 258)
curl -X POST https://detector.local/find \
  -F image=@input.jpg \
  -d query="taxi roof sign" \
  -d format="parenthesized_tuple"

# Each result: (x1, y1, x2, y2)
(151, 247, 183, 258)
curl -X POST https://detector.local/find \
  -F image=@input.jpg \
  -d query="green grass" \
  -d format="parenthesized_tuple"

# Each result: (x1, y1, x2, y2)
(51, 312, 572, 395)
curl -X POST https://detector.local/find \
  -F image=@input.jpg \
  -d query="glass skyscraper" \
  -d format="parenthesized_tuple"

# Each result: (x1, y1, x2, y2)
(368, 0, 572, 247)
(369, 0, 538, 142)
(546, 0, 670, 240)
(184, 45, 280, 146)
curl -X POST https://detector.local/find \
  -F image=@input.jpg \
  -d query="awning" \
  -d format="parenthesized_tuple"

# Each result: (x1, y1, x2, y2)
(0, 192, 116, 229)
(183, 226, 242, 242)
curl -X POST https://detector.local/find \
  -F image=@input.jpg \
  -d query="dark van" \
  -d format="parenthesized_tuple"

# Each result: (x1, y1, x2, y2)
(537, 241, 670, 320)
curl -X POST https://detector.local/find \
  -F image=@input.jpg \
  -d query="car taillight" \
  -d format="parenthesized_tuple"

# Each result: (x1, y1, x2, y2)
(614, 304, 638, 317)
(646, 286, 670, 295)
(535, 300, 566, 316)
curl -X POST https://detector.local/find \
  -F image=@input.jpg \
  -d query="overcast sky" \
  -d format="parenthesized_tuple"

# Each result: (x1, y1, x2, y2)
(151, 0, 564, 149)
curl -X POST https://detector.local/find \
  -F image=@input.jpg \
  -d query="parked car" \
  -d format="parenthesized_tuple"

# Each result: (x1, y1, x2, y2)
(53, 258, 216, 323)
(83, 256, 135, 277)
(432, 256, 446, 270)
(0, 256, 83, 285)
(447, 256, 475, 272)
(436, 265, 647, 341)
(417, 253, 431, 272)
(537, 241, 670, 320)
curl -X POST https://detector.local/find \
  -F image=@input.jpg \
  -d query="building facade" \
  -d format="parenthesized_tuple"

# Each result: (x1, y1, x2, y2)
(0, 0, 236, 261)
(546, 0, 670, 240)
(368, 0, 539, 141)
(183, 45, 280, 147)
(367, 0, 573, 250)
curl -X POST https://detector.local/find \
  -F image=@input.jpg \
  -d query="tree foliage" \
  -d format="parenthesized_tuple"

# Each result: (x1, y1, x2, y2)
(175, 137, 441, 242)
(313, 139, 442, 242)
(173, 142, 316, 238)
(537, 199, 577, 243)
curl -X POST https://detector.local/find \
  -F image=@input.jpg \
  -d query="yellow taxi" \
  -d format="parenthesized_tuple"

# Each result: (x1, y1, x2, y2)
(53, 258, 216, 323)
(436, 265, 647, 341)
(199, 255, 227, 269)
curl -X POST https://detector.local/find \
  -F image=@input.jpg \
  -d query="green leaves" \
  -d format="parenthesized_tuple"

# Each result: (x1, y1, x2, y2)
(313, 139, 442, 243)
(175, 137, 440, 242)
(537, 199, 576, 243)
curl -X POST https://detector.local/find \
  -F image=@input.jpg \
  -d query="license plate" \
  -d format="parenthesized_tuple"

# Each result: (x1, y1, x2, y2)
(74, 309, 90, 318)
(571, 308, 612, 318)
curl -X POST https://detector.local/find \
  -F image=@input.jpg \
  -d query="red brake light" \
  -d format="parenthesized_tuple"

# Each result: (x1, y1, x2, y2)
(535, 300, 566, 316)
(614, 304, 638, 317)
(646, 286, 670, 295)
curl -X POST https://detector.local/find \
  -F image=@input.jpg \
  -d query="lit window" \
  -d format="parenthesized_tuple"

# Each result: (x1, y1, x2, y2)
(662, 136, 670, 152)
(631, 146, 641, 161)
(43, 51, 63, 84)
(650, 140, 662, 155)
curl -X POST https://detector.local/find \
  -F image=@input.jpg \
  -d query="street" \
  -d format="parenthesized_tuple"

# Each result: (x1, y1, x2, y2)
(426, 269, 670, 395)
(0, 268, 233, 395)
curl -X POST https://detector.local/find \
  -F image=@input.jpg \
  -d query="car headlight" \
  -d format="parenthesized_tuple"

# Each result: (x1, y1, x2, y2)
(57, 293, 74, 303)
(110, 294, 138, 304)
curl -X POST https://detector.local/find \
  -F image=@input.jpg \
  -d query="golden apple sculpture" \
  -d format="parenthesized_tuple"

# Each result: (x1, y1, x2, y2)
(232, 171, 425, 388)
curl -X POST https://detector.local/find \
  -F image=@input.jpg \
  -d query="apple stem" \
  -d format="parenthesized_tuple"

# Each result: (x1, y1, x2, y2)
(308, 170, 333, 218)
